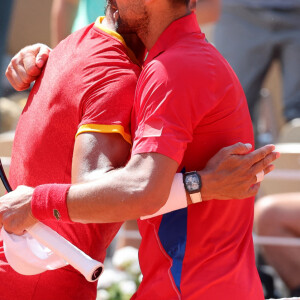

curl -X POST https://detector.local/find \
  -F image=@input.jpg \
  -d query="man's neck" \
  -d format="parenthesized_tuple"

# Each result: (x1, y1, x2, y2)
(139, 4, 190, 50)
(102, 13, 117, 32)
(122, 34, 145, 65)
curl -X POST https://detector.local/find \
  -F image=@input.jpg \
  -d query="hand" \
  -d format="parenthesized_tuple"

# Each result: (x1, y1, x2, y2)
(199, 143, 280, 200)
(5, 43, 51, 91)
(0, 186, 37, 235)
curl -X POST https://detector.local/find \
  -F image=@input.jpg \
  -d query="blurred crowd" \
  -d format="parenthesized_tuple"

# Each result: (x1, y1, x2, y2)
(1, 0, 300, 299)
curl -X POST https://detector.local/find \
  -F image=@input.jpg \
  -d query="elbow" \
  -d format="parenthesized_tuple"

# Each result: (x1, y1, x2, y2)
(136, 187, 169, 216)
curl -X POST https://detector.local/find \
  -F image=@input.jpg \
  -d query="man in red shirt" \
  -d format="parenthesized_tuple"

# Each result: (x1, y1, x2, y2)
(2, 0, 278, 299)
(0, 6, 141, 300)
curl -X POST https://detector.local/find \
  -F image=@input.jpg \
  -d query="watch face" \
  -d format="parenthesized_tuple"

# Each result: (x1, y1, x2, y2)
(185, 173, 200, 193)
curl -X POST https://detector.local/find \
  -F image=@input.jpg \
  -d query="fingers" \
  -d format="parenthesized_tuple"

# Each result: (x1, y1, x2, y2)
(5, 59, 31, 91)
(263, 164, 275, 176)
(6, 51, 37, 91)
(251, 151, 280, 175)
(5, 44, 51, 91)
(255, 170, 264, 183)
(23, 44, 51, 75)
(247, 183, 261, 198)
(249, 144, 276, 164)
(36, 45, 51, 69)
(22, 44, 46, 77)
(224, 142, 253, 156)
(0, 186, 36, 235)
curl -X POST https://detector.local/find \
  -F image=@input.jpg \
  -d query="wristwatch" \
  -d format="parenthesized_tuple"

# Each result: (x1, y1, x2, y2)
(183, 171, 202, 203)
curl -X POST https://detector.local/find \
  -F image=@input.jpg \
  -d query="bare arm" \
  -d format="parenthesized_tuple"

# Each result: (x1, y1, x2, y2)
(72, 132, 131, 183)
(0, 132, 130, 233)
(51, 0, 79, 47)
(67, 143, 279, 223)
(68, 152, 178, 223)
(0, 143, 279, 232)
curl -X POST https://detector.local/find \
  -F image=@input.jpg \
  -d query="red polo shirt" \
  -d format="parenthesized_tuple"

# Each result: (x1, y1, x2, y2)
(2, 18, 139, 300)
(131, 13, 263, 299)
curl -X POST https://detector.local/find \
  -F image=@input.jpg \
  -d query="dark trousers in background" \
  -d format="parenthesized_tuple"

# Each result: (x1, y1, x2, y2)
(0, 0, 14, 97)
(215, 5, 300, 128)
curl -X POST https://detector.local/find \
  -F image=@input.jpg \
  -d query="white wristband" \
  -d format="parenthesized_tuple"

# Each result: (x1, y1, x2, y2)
(140, 173, 187, 220)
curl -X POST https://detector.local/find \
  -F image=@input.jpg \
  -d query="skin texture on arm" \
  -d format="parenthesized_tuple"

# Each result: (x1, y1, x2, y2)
(68, 152, 179, 223)
(255, 193, 300, 291)
(51, 0, 79, 47)
(72, 132, 131, 183)
(189, 0, 221, 25)
(0, 142, 279, 233)
(67, 143, 279, 223)
(0, 132, 131, 234)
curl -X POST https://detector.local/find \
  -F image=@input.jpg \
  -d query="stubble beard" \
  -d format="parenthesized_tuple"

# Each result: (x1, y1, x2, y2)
(114, 7, 149, 41)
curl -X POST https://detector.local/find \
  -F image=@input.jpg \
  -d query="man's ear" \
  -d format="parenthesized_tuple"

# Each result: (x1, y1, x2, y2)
(189, 0, 196, 11)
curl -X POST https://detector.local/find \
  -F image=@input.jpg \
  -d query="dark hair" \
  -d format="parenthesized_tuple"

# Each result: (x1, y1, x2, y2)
(171, 0, 189, 6)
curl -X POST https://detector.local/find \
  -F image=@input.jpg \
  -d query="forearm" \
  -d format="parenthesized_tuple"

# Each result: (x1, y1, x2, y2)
(46, 153, 177, 223)
(67, 169, 154, 223)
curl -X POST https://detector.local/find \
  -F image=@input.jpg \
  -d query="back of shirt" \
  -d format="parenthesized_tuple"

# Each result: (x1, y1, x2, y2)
(5, 21, 139, 299)
(131, 14, 263, 300)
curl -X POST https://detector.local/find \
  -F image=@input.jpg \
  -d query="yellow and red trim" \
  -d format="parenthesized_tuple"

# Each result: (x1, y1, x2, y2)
(94, 17, 140, 66)
(94, 17, 126, 46)
(76, 124, 132, 145)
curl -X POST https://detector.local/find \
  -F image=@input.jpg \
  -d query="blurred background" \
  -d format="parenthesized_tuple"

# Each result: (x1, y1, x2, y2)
(0, 0, 300, 299)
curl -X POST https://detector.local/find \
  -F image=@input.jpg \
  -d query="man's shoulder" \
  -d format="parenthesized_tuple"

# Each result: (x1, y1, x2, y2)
(140, 42, 227, 91)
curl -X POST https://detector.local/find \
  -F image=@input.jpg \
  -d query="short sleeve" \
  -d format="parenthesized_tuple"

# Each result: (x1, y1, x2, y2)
(78, 65, 139, 145)
(132, 60, 210, 164)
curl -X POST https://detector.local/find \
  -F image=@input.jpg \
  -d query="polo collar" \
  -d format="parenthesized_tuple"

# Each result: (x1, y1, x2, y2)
(94, 17, 140, 66)
(144, 13, 200, 66)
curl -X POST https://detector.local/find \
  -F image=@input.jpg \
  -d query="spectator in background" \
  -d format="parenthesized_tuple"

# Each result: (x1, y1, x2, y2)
(51, 0, 106, 47)
(214, 1, 300, 144)
(0, 0, 14, 97)
(255, 193, 300, 297)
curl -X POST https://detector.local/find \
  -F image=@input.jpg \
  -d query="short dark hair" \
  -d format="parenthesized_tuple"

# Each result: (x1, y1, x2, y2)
(171, 0, 189, 6)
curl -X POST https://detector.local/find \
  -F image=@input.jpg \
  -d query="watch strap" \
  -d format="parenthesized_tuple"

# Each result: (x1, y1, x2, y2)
(190, 192, 202, 203)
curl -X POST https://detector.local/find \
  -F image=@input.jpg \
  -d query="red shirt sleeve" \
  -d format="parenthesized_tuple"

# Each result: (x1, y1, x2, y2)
(77, 65, 139, 144)
(131, 60, 213, 165)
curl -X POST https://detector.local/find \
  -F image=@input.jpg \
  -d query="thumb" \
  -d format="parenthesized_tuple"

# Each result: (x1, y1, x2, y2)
(227, 142, 253, 155)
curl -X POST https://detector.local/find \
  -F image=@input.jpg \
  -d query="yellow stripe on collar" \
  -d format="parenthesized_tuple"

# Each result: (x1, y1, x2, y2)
(94, 16, 126, 46)
(94, 17, 140, 66)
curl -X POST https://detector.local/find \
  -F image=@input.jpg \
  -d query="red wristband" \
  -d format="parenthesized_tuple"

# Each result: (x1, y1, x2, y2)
(31, 184, 73, 223)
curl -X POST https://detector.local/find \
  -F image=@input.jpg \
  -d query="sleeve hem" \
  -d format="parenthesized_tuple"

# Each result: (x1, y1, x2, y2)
(76, 124, 132, 145)
(132, 142, 182, 165)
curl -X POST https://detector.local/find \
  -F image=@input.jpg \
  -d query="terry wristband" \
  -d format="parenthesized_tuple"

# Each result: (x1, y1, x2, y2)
(31, 184, 73, 223)
(140, 173, 187, 220)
